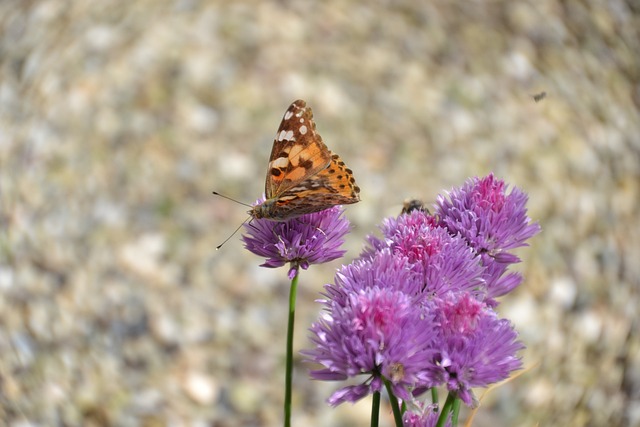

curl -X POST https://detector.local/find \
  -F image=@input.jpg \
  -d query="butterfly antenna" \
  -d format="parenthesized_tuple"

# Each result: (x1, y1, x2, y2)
(216, 216, 251, 250)
(212, 191, 253, 208)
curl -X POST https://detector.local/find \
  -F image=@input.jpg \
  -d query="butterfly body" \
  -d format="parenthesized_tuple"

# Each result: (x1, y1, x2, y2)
(250, 100, 360, 221)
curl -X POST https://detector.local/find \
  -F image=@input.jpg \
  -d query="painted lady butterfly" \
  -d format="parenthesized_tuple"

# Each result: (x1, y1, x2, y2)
(250, 100, 360, 220)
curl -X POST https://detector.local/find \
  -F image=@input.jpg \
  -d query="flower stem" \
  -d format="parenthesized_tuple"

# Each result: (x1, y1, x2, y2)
(284, 270, 299, 427)
(451, 396, 461, 425)
(437, 393, 457, 427)
(371, 391, 380, 427)
(383, 378, 403, 427)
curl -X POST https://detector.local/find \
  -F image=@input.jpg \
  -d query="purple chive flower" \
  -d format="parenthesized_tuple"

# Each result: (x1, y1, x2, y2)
(428, 292, 524, 407)
(322, 250, 423, 308)
(363, 211, 486, 301)
(303, 284, 438, 406)
(403, 403, 452, 427)
(435, 174, 541, 298)
(303, 176, 537, 413)
(243, 204, 351, 279)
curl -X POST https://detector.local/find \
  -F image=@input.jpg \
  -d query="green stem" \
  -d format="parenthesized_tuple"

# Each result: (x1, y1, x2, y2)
(436, 393, 457, 427)
(431, 387, 438, 405)
(371, 391, 380, 427)
(451, 396, 461, 425)
(383, 378, 404, 427)
(284, 270, 299, 427)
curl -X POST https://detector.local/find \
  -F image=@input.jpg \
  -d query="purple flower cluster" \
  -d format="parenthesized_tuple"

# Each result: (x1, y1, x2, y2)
(304, 174, 539, 409)
(426, 292, 525, 406)
(306, 252, 438, 405)
(435, 174, 541, 300)
(242, 203, 352, 279)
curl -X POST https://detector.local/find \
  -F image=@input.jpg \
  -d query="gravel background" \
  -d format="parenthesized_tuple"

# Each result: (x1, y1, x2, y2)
(1, 1, 639, 426)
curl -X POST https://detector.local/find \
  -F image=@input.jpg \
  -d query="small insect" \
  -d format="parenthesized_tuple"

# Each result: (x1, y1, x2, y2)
(401, 199, 429, 215)
(532, 91, 547, 102)
(250, 99, 360, 221)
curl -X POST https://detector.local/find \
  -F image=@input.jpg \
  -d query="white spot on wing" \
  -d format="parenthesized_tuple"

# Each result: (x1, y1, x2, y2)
(271, 157, 288, 168)
(299, 125, 307, 135)
(284, 111, 293, 120)
(278, 130, 295, 141)
(287, 185, 313, 192)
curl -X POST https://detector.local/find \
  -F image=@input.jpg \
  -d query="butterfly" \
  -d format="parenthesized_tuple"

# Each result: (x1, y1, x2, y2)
(250, 99, 360, 221)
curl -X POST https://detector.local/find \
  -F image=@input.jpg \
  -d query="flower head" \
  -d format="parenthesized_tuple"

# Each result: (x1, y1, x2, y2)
(243, 203, 351, 278)
(435, 174, 541, 298)
(304, 283, 438, 406)
(322, 250, 422, 308)
(363, 211, 486, 301)
(403, 403, 452, 427)
(428, 292, 525, 407)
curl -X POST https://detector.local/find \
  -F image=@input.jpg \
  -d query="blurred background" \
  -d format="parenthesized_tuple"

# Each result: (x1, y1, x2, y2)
(1, 1, 639, 426)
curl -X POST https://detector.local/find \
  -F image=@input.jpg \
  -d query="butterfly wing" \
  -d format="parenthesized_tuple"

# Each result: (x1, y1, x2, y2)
(265, 100, 332, 199)
(269, 153, 361, 218)
(252, 100, 360, 221)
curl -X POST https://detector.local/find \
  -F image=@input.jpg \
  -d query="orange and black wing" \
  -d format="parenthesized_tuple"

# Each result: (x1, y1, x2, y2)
(264, 100, 332, 199)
